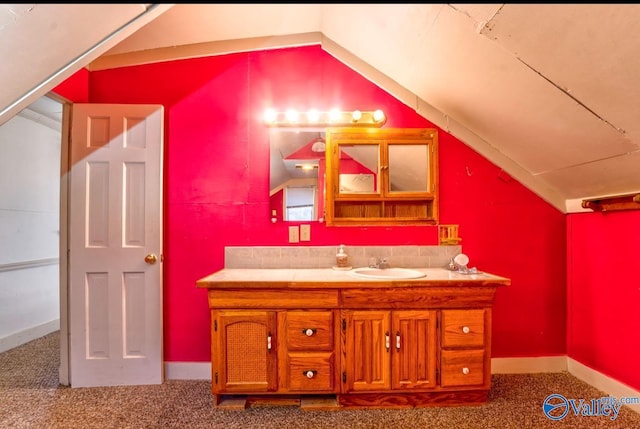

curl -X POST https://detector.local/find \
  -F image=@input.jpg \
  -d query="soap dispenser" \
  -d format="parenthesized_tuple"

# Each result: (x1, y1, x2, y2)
(335, 244, 351, 269)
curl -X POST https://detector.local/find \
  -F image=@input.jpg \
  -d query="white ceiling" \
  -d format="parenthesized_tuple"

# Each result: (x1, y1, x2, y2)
(2, 4, 639, 213)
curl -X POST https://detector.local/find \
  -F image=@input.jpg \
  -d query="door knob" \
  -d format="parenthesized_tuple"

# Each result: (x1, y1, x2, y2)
(144, 253, 158, 264)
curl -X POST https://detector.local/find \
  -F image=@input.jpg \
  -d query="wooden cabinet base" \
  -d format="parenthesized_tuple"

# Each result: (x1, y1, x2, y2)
(337, 390, 489, 408)
(213, 391, 489, 410)
(214, 394, 340, 410)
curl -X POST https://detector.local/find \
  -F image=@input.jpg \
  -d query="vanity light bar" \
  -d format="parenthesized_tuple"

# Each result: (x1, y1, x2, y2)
(263, 109, 386, 127)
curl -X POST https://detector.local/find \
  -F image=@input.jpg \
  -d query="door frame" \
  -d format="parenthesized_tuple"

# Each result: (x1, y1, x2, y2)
(56, 93, 71, 386)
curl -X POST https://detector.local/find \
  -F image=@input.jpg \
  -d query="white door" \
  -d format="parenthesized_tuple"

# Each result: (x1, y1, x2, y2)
(68, 103, 163, 387)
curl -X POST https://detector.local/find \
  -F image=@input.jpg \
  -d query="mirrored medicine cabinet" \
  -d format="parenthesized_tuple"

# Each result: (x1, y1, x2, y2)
(325, 127, 439, 226)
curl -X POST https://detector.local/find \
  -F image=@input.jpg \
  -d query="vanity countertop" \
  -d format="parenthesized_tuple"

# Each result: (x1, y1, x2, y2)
(196, 267, 511, 290)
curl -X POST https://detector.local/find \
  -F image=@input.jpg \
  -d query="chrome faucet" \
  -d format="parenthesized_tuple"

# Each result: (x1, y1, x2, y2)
(447, 257, 456, 271)
(369, 257, 390, 269)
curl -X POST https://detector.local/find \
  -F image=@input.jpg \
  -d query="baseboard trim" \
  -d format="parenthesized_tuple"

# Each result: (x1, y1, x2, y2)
(0, 319, 60, 354)
(164, 361, 211, 380)
(491, 356, 568, 374)
(568, 358, 640, 414)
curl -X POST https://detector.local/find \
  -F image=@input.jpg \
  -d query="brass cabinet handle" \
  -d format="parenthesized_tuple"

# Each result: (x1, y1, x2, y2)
(462, 326, 470, 334)
(396, 332, 401, 350)
(302, 328, 316, 337)
(385, 332, 390, 351)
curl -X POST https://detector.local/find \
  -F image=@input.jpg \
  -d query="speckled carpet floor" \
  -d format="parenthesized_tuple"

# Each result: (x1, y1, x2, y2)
(1, 331, 639, 429)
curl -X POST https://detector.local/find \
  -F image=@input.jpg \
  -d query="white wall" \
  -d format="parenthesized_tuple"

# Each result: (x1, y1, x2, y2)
(0, 106, 61, 352)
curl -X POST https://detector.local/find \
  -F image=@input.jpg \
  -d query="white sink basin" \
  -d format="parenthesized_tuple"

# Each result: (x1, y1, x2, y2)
(349, 267, 426, 280)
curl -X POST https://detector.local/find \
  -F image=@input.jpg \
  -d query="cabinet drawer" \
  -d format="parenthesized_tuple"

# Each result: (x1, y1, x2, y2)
(285, 311, 334, 351)
(441, 349, 485, 387)
(208, 289, 339, 309)
(287, 353, 335, 392)
(441, 309, 485, 348)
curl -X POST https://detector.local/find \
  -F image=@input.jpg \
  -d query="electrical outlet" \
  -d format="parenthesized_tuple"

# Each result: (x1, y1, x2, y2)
(288, 226, 299, 243)
(300, 224, 311, 241)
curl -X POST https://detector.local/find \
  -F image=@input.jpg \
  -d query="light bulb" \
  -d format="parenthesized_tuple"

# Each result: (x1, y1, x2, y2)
(263, 108, 277, 124)
(306, 109, 321, 123)
(373, 109, 385, 123)
(285, 109, 299, 123)
(329, 109, 341, 122)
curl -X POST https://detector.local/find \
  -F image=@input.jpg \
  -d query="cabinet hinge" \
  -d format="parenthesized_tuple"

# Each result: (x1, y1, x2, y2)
(342, 318, 346, 331)
(214, 320, 217, 332)
(342, 371, 347, 383)
(215, 372, 218, 384)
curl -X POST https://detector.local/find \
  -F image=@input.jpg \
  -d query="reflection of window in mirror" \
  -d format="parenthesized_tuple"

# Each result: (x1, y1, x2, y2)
(285, 185, 316, 221)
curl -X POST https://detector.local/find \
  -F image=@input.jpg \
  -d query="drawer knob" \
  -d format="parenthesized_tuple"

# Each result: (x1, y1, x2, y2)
(304, 370, 317, 379)
(462, 367, 470, 375)
(303, 328, 316, 337)
(462, 326, 470, 334)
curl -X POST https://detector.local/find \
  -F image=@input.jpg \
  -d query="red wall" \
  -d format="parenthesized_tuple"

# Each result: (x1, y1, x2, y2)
(83, 46, 566, 362)
(567, 211, 640, 391)
(269, 189, 284, 223)
(52, 68, 90, 102)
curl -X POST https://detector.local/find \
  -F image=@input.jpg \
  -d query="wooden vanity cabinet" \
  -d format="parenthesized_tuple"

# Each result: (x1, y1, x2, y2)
(210, 308, 340, 401)
(342, 310, 437, 392)
(278, 310, 339, 393)
(440, 309, 490, 388)
(391, 310, 438, 390)
(212, 310, 277, 393)
(342, 310, 390, 392)
(198, 270, 510, 409)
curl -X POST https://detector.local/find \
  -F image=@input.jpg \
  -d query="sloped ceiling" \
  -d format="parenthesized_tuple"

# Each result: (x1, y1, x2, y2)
(2, 4, 639, 213)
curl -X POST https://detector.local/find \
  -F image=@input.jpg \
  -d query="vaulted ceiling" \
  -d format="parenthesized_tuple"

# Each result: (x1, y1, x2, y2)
(2, 4, 639, 213)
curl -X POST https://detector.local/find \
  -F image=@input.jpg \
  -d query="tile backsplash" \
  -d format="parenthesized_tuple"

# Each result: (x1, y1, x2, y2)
(225, 245, 462, 269)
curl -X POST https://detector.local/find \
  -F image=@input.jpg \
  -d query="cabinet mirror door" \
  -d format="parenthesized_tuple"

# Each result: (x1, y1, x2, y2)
(337, 143, 379, 195)
(387, 143, 431, 194)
